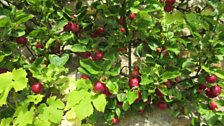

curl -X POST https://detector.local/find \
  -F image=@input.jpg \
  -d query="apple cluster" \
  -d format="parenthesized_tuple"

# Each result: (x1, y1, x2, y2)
(76, 50, 104, 61)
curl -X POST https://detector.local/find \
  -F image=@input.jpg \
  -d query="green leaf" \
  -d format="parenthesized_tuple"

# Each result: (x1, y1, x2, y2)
(67, 90, 91, 109)
(0, 118, 13, 126)
(80, 59, 102, 75)
(70, 44, 89, 52)
(92, 94, 107, 112)
(26, 95, 44, 104)
(75, 79, 93, 91)
(140, 74, 153, 85)
(49, 54, 69, 67)
(126, 91, 138, 104)
(201, 65, 211, 73)
(12, 68, 28, 92)
(122, 100, 130, 111)
(26, 0, 41, 5)
(160, 71, 181, 81)
(45, 38, 55, 49)
(74, 95, 93, 121)
(0, 15, 10, 28)
(13, 107, 35, 126)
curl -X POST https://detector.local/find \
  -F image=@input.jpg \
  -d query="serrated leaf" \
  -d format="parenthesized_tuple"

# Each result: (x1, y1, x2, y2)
(13, 107, 35, 126)
(0, 118, 13, 126)
(140, 74, 153, 85)
(26, 95, 44, 104)
(75, 79, 93, 91)
(161, 71, 181, 81)
(92, 94, 107, 112)
(126, 91, 138, 104)
(70, 44, 89, 52)
(49, 54, 69, 67)
(12, 68, 28, 92)
(80, 59, 101, 75)
(45, 38, 55, 49)
(67, 90, 91, 109)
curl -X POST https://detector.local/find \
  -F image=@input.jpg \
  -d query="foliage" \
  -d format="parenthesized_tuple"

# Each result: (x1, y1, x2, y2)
(0, 0, 224, 126)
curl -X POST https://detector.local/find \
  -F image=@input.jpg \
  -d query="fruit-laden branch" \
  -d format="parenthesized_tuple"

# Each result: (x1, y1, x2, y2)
(121, 0, 132, 77)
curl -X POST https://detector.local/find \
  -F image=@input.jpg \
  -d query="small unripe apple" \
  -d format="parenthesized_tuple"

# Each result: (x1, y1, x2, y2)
(129, 13, 136, 20)
(112, 117, 120, 125)
(157, 101, 167, 110)
(164, 4, 173, 12)
(81, 74, 90, 79)
(199, 83, 206, 90)
(0, 68, 9, 74)
(129, 78, 139, 88)
(120, 27, 126, 33)
(16, 36, 28, 45)
(91, 50, 104, 61)
(155, 88, 164, 98)
(35, 43, 43, 49)
(209, 101, 218, 110)
(166, 0, 175, 5)
(206, 74, 217, 83)
(210, 85, 222, 97)
(93, 81, 106, 93)
(131, 70, 139, 77)
(31, 83, 43, 94)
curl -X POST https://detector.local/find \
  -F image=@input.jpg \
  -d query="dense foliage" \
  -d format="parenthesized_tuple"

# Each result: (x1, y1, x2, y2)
(0, 0, 224, 125)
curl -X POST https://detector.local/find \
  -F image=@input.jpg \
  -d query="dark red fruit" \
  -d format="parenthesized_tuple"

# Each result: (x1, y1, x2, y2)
(165, 80, 172, 88)
(157, 101, 167, 110)
(35, 43, 43, 49)
(164, 4, 173, 12)
(206, 74, 217, 83)
(197, 89, 203, 94)
(209, 101, 218, 110)
(133, 66, 139, 71)
(131, 70, 139, 77)
(199, 83, 206, 90)
(166, 0, 175, 5)
(112, 117, 120, 125)
(91, 32, 98, 38)
(175, 77, 181, 83)
(103, 87, 112, 97)
(118, 47, 127, 53)
(117, 101, 123, 107)
(155, 88, 164, 98)
(91, 50, 104, 61)
(77, 52, 91, 58)
(93, 81, 106, 93)
(119, 16, 124, 25)
(81, 74, 90, 79)
(129, 13, 136, 20)
(31, 83, 43, 94)
(139, 109, 145, 113)
(205, 88, 215, 98)
(210, 85, 222, 97)
(120, 27, 126, 33)
(135, 90, 142, 103)
(16, 36, 28, 45)
(96, 27, 105, 34)
(0, 68, 9, 74)
(73, 23, 81, 33)
(63, 22, 75, 32)
(129, 78, 139, 88)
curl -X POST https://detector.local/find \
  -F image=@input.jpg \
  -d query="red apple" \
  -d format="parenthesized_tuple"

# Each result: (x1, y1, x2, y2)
(103, 87, 112, 97)
(166, 0, 175, 5)
(93, 81, 106, 93)
(205, 88, 215, 98)
(31, 83, 43, 94)
(120, 27, 126, 33)
(112, 117, 120, 125)
(157, 101, 167, 110)
(77, 52, 91, 58)
(91, 32, 98, 38)
(197, 89, 203, 94)
(210, 85, 222, 97)
(0, 68, 9, 74)
(199, 83, 206, 90)
(155, 88, 164, 98)
(63, 22, 75, 32)
(91, 50, 104, 61)
(96, 27, 105, 34)
(35, 43, 43, 49)
(16, 36, 28, 45)
(81, 74, 90, 79)
(206, 74, 217, 83)
(165, 80, 172, 88)
(164, 4, 173, 12)
(73, 23, 81, 33)
(117, 101, 123, 107)
(129, 78, 139, 88)
(129, 13, 136, 20)
(209, 101, 218, 110)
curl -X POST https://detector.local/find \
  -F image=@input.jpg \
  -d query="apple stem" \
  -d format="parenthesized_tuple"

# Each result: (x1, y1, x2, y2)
(195, 57, 208, 76)
(25, 44, 36, 60)
(121, 0, 132, 76)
